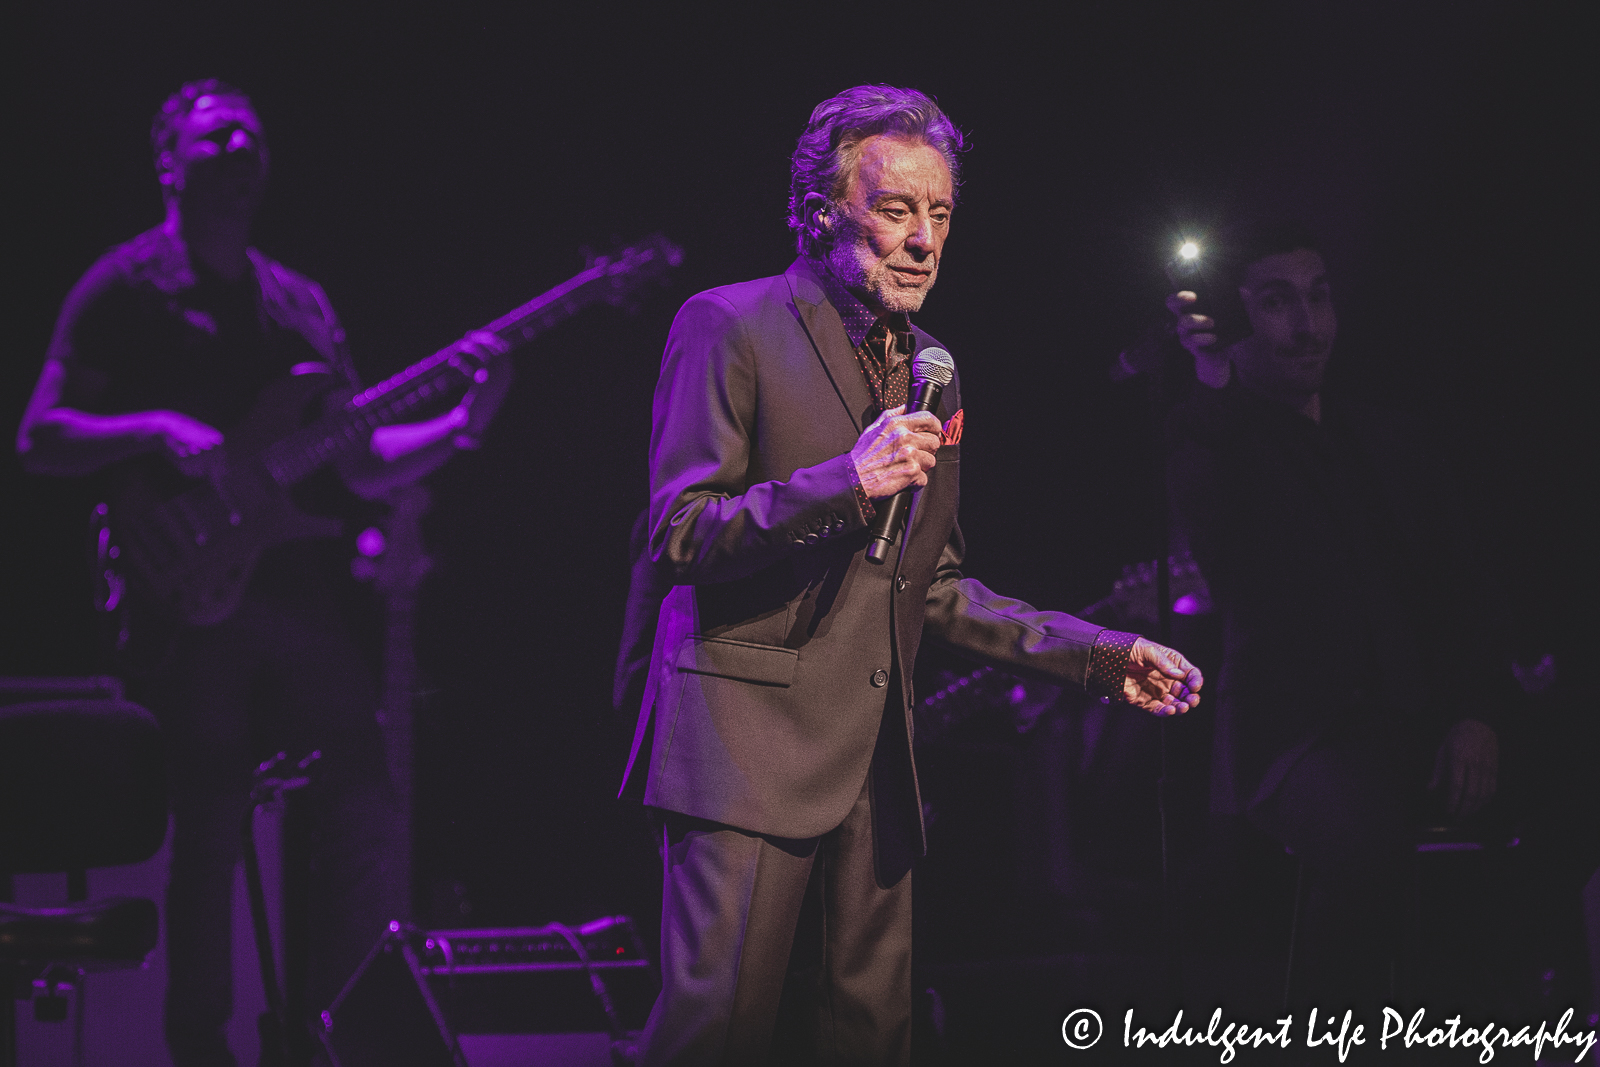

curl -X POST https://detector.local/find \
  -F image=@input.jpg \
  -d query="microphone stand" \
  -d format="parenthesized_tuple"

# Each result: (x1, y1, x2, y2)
(1151, 357, 1178, 1004)
(1117, 330, 1180, 1002)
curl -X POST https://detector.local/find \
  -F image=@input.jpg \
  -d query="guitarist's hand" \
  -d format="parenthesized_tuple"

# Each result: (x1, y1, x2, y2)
(454, 330, 514, 448)
(152, 410, 225, 478)
(358, 333, 514, 488)
(1123, 637, 1203, 716)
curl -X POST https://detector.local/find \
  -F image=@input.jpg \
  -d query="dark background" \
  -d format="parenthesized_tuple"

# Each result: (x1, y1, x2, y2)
(4, 0, 1589, 991)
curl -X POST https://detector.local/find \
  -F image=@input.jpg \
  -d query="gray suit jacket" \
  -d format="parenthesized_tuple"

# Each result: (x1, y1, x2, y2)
(622, 259, 1105, 845)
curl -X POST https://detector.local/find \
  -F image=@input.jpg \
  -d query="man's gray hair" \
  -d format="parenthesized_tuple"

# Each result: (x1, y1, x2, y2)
(788, 85, 965, 256)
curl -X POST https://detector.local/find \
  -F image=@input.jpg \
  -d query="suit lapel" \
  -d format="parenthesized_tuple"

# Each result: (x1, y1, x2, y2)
(786, 259, 875, 434)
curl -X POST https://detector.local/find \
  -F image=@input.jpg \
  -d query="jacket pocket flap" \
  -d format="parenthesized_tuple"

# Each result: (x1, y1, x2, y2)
(674, 636, 798, 687)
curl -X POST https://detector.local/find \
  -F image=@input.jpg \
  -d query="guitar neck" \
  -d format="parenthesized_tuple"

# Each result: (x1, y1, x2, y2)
(258, 240, 678, 488)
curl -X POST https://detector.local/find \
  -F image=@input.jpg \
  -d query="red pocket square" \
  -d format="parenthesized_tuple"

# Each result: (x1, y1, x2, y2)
(941, 408, 964, 446)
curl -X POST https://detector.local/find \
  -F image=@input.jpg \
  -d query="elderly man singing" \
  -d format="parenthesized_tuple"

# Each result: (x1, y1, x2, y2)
(623, 85, 1203, 1065)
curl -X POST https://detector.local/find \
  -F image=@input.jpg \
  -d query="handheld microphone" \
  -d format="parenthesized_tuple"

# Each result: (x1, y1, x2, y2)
(865, 346, 955, 565)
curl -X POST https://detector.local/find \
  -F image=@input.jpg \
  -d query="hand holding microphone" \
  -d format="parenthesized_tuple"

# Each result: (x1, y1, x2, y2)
(852, 347, 955, 564)
(848, 406, 942, 498)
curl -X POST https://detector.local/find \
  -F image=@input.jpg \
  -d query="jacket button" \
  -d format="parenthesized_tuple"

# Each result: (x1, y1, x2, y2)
(895, 576, 908, 592)
(870, 669, 888, 688)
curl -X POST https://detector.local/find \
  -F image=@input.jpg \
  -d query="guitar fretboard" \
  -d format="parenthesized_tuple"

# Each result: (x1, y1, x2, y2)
(257, 238, 679, 488)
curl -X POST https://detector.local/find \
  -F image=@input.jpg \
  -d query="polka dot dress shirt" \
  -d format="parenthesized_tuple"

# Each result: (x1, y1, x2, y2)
(1085, 627, 1140, 703)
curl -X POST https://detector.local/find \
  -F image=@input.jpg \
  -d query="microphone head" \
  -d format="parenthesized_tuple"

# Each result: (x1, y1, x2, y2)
(912, 346, 956, 388)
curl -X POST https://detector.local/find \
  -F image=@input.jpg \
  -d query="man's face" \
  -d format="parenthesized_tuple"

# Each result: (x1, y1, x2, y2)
(822, 134, 953, 316)
(161, 94, 269, 216)
(1228, 248, 1336, 405)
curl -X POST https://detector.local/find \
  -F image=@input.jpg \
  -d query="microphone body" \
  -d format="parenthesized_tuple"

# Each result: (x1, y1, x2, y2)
(864, 375, 945, 565)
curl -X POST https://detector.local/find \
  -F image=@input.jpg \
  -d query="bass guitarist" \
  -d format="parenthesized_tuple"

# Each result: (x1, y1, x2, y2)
(16, 80, 510, 1067)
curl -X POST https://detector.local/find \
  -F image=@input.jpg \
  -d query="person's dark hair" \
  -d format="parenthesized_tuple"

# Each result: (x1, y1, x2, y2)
(1224, 219, 1322, 289)
(151, 79, 255, 169)
(788, 85, 966, 256)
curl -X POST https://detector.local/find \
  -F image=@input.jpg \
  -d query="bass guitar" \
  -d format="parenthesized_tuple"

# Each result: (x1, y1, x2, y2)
(104, 234, 683, 625)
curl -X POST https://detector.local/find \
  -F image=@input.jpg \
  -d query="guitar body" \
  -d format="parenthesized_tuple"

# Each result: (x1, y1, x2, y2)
(112, 372, 345, 626)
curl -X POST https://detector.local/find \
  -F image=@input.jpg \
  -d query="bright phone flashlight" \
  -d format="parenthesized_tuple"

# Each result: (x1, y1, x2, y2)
(1167, 238, 1204, 286)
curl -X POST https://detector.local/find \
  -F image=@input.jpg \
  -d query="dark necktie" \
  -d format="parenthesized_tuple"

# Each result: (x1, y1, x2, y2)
(858, 318, 911, 412)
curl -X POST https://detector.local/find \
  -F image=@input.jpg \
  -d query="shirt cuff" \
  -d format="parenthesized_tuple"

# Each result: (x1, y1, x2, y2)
(1086, 629, 1139, 702)
(846, 459, 876, 522)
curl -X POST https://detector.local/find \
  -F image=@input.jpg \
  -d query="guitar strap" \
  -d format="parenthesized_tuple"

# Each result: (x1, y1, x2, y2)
(247, 248, 360, 388)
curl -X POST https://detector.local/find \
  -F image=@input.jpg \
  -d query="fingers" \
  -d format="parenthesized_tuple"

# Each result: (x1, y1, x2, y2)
(463, 329, 511, 359)
(1177, 318, 1216, 352)
(173, 448, 222, 481)
(1130, 678, 1196, 716)
(162, 423, 224, 475)
(1125, 639, 1204, 716)
(1133, 638, 1199, 680)
(865, 407, 941, 445)
(1160, 648, 1196, 680)
(888, 427, 941, 472)
(851, 406, 947, 497)
(174, 429, 224, 455)
(1166, 294, 1213, 333)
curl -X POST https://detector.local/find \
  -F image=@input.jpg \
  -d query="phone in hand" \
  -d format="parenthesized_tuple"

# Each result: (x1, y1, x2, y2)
(1166, 240, 1249, 350)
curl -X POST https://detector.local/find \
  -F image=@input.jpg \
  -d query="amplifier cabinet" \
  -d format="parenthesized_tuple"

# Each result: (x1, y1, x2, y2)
(319, 917, 656, 1067)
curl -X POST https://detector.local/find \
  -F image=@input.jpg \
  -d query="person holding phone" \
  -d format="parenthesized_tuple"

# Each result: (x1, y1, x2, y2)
(1163, 221, 1504, 1008)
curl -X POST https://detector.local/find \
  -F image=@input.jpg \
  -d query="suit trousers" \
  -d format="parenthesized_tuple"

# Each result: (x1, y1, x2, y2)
(639, 773, 913, 1066)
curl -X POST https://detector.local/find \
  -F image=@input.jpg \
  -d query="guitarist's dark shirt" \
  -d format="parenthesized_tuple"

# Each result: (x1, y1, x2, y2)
(44, 225, 372, 612)
(48, 227, 355, 426)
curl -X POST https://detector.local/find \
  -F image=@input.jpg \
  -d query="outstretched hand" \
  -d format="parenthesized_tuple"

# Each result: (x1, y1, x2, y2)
(1123, 637, 1203, 716)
